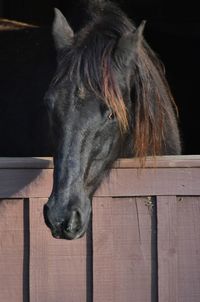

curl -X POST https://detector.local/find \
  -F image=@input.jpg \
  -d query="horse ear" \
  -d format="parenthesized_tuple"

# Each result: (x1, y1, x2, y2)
(114, 20, 146, 67)
(52, 8, 74, 50)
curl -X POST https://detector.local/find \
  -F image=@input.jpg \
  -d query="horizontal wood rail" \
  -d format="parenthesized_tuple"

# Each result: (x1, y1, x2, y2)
(0, 155, 200, 169)
(0, 155, 200, 198)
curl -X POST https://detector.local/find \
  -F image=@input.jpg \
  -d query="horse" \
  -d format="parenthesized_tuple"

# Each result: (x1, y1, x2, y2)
(44, 0, 181, 239)
(0, 0, 181, 240)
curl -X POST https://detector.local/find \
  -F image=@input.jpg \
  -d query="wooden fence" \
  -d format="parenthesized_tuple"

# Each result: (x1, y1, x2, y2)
(0, 156, 200, 302)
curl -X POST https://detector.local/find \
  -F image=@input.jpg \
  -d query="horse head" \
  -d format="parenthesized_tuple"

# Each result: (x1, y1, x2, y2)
(44, 3, 181, 239)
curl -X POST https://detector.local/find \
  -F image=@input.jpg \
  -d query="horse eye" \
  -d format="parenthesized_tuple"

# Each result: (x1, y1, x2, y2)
(108, 112, 114, 120)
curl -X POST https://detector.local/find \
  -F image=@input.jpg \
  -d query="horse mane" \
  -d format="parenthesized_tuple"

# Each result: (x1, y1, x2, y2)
(54, 1, 178, 158)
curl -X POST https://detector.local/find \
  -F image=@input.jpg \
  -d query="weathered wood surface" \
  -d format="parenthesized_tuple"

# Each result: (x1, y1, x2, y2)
(0, 156, 200, 302)
(29, 198, 89, 302)
(0, 157, 53, 168)
(0, 156, 200, 198)
(157, 196, 200, 302)
(0, 199, 24, 302)
(0, 155, 200, 168)
(93, 197, 151, 302)
(0, 169, 53, 198)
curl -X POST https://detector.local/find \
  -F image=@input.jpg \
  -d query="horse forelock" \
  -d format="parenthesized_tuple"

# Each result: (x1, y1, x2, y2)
(53, 10, 133, 132)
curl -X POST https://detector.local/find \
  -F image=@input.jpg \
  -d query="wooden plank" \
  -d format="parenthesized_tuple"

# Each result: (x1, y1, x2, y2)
(157, 196, 178, 301)
(93, 197, 151, 302)
(0, 169, 53, 198)
(95, 168, 200, 197)
(157, 196, 200, 302)
(29, 198, 90, 302)
(0, 199, 24, 302)
(0, 155, 200, 169)
(176, 197, 200, 302)
(114, 155, 200, 168)
(0, 167, 200, 198)
(0, 157, 53, 169)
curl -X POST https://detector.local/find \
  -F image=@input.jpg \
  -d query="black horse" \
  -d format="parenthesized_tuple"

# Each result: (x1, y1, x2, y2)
(0, 1, 181, 239)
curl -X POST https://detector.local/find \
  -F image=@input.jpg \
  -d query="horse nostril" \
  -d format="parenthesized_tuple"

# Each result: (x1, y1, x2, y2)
(64, 210, 82, 234)
(43, 204, 84, 239)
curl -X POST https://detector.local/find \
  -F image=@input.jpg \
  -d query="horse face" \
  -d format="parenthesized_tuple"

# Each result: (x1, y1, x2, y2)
(43, 7, 181, 240)
(44, 82, 122, 239)
(43, 9, 136, 240)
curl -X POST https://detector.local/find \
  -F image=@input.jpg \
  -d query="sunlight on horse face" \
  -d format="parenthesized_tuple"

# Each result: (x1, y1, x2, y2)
(44, 83, 122, 239)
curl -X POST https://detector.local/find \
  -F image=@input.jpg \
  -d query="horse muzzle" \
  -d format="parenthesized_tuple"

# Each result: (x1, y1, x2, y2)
(43, 201, 91, 240)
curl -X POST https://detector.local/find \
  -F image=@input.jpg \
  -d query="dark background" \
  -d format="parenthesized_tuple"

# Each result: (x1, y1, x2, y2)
(0, 0, 199, 154)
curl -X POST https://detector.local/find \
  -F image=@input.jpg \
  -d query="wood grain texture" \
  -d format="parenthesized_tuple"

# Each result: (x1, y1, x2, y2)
(95, 168, 200, 197)
(0, 157, 200, 302)
(0, 169, 53, 198)
(0, 199, 24, 302)
(29, 198, 89, 302)
(0, 155, 200, 169)
(0, 157, 53, 169)
(114, 155, 200, 168)
(157, 196, 178, 302)
(157, 196, 200, 302)
(0, 167, 200, 199)
(92, 197, 151, 302)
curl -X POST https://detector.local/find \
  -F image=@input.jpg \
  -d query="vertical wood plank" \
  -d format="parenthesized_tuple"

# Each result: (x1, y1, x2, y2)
(93, 197, 151, 302)
(157, 196, 178, 302)
(177, 197, 200, 301)
(157, 196, 200, 302)
(29, 198, 89, 302)
(0, 199, 24, 302)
